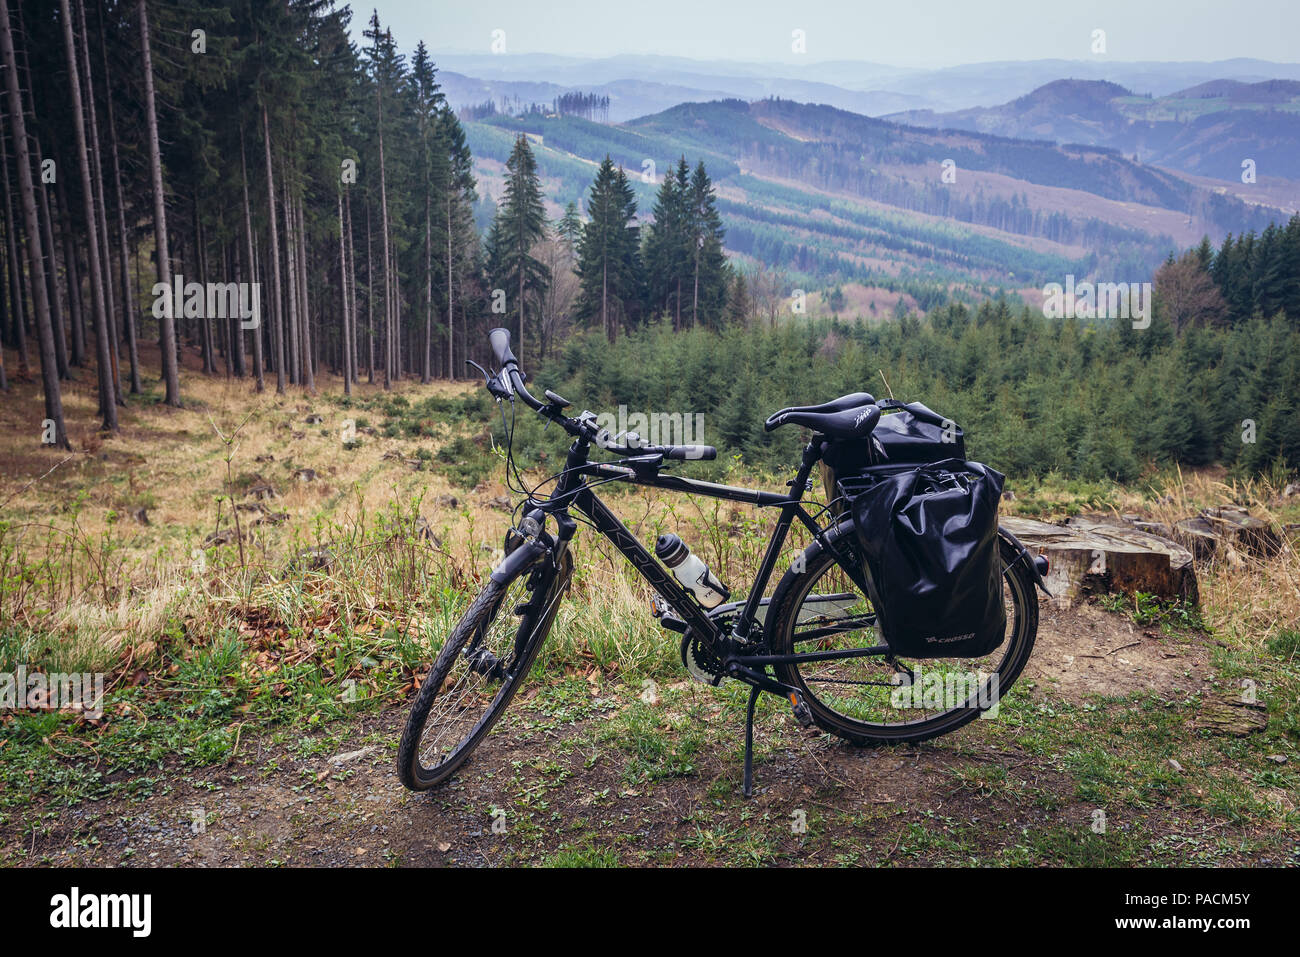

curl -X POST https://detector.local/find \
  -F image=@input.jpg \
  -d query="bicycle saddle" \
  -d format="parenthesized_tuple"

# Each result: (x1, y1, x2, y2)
(764, 392, 880, 439)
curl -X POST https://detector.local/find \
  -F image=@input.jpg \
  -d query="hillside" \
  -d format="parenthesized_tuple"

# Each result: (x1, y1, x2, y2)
(436, 53, 1300, 116)
(465, 97, 1281, 303)
(890, 78, 1300, 181)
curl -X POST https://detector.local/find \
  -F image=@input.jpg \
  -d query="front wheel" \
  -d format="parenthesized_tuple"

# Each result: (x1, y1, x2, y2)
(768, 528, 1037, 744)
(397, 552, 570, 790)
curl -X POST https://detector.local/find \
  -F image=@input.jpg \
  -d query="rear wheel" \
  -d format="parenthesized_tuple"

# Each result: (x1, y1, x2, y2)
(397, 553, 569, 790)
(769, 527, 1037, 744)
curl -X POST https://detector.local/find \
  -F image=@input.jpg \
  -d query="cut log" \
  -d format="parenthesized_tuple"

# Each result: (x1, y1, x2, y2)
(1191, 695, 1268, 737)
(999, 517, 1198, 606)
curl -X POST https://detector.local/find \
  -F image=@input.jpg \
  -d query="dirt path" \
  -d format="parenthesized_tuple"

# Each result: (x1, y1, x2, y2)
(3, 603, 1291, 867)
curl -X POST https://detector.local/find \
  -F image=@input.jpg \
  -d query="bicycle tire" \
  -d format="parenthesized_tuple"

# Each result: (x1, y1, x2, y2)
(768, 526, 1037, 744)
(397, 553, 569, 790)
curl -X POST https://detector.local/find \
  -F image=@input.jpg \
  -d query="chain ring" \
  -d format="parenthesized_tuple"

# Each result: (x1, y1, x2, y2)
(679, 629, 724, 685)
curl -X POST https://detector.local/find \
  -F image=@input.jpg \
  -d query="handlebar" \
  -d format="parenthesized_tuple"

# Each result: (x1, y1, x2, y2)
(488, 327, 518, 371)
(482, 328, 717, 462)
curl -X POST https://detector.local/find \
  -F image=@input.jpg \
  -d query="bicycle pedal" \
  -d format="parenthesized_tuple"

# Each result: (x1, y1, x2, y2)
(787, 692, 814, 728)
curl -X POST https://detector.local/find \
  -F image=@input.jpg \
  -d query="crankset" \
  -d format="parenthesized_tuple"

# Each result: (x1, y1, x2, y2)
(679, 630, 725, 686)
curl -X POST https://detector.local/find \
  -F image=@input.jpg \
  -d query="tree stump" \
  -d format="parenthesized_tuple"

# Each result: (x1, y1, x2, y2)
(1000, 517, 1198, 605)
(1200, 505, 1281, 558)
(1172, 516, 1220, 560)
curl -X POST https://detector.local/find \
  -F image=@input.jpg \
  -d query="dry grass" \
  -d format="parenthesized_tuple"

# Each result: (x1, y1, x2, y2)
(0, 351, 800, 681)
(2, 347, 1296, 686)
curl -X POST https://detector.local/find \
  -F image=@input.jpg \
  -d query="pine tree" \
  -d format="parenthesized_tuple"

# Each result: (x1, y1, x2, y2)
(61, 0, 116, 430)
(643, 157, 690, 326)
(687, 161, 727, 328)
(437, 104, 477, 378)
(1, 0, 68, 446)
(575, 156, 640, 341)
(556, 201, 582, 249)
(138, 0, 180, 405)
(491, 134, 548, 361)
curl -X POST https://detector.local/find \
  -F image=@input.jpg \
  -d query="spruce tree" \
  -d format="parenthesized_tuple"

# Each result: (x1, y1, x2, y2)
(688, 161, 727, 328)
(575, 156, 640, 341)
(490, 134, 548, 361)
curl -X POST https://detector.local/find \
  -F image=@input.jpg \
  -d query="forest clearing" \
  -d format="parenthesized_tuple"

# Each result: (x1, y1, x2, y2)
(1, 346, 1297, 867)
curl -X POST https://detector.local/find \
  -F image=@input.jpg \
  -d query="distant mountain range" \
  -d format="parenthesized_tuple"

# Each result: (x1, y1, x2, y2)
(463, 96, 1288, 310)
(888, 78, 1300, 180)
(434, 53, 1300, 121)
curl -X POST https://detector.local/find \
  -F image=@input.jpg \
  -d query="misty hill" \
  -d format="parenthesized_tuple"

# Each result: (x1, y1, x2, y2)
(436, 62, 925, 122)
(889, 78, 1300, 180)
(463, 98, 1282, 306)
(435, 53, 1300, 116)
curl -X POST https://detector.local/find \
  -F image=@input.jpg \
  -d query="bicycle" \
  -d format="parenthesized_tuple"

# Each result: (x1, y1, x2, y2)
(398, 328, 1047, 797)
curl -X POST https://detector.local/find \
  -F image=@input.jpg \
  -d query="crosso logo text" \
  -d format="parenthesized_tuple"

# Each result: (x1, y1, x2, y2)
(890, 664, 1001, 718)
(1, 665, 103, 719)
(595, 405, 706, 454)
(50, 887, 151, 938)
(152, 273, 260, 329)
(1042, 274, 1152, 329)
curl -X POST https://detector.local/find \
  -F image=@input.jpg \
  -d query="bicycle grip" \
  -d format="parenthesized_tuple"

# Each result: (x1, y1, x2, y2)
(488, 327, 518, 369)
(665, 445, 717, 461)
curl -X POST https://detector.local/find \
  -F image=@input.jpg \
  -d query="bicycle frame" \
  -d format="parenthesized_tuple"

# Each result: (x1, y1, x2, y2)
(518, 430, 890, 681)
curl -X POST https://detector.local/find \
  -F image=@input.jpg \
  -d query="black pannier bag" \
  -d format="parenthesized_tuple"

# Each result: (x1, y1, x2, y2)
(849, 458, 1006, 659)
(871, 399, 965, 464)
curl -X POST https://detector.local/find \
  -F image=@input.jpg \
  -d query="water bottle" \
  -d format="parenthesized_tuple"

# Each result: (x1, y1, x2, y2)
(654, 534, 730, 609)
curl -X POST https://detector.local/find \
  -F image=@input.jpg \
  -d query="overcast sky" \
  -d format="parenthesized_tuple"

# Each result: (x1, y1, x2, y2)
(348, 0, 1300, 67)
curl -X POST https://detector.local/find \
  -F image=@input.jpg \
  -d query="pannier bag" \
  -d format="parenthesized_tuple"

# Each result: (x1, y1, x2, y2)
(871, 399, 965, 464)
(850, 458, 1006, 659)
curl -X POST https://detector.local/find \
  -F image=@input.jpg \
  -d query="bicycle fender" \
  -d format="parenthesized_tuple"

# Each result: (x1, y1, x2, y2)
(997, 526, 1052, 597)
(490, 537, 549, 584)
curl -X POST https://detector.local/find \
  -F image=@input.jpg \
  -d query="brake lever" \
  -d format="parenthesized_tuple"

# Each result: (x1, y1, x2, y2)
(467, 359, 512, 400)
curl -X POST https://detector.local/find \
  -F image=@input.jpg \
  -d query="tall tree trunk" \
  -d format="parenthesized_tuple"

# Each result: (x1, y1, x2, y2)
(138, 0, 179, 406)
(239, 128, 262, 392)
(297, 195, 314, 392)
(344, 188, 357, 384)
(692, 251, 699, 329)
(220, 244, 233, 376)
(13, 0, 68, 380)
(365, 199, 374, 384)
(261, 106, 285, 393)
(1, 128, 29, 375)
(99, 0, 139, 393)
(35, 149, 68, 379)
(282, 169, 299, 386)
(52, 172, 84, 369)
(423, 191, 431, 383)
(376, 82, 392, 391)
(60, 0, 116, 430)
(337, 190, 351, 395)
(445, 192, 454, 380)
(1, 0, 67, 446)
(76, 0, 121, 405)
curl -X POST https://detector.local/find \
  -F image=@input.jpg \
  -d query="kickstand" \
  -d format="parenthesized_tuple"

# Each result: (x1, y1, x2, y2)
(742, 684, 761, 799)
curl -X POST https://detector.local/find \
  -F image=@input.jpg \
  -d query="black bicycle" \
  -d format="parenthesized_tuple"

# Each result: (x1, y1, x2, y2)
(398, 328, 1045, 796)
